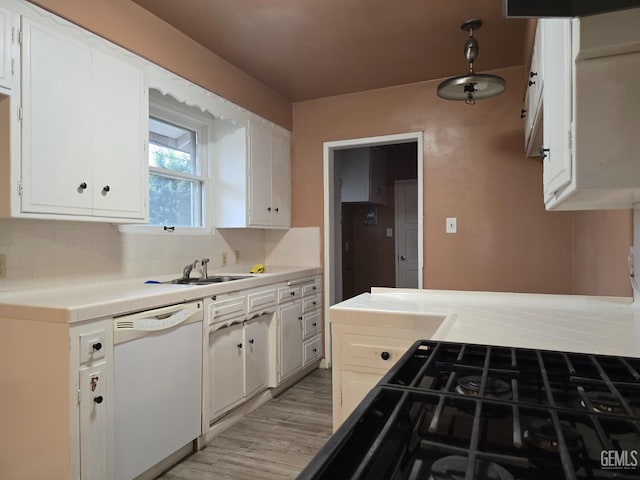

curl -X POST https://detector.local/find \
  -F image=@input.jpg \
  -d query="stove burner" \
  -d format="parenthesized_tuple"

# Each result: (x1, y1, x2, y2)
(580, 391, 624, 414)
(455, 376, 512, 400)
(524, 419, 582, 454)
(429, 455, 515, 480)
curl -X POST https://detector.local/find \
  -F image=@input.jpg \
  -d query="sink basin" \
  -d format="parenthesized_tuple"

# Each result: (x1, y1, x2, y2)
(170, 275, 251, 285)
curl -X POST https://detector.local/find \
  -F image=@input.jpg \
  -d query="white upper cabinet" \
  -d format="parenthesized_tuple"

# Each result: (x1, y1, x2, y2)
(523, 22, 543, 158)
(249, 121, 291, 228)
(541, 9, 640, 211)
(212, 119, 291, 229)
(541, 19, 573, 201)
(19, 15, 147, 221)
(0, 5, 16, 90)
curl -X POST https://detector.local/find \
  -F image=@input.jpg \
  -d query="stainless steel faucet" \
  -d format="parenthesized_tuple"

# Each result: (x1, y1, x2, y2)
(182, 260, 200, 280)
(200, 258, 210, 280)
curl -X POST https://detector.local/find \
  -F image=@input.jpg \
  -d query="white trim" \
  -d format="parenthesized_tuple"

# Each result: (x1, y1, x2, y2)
(322, 132, 424, 367)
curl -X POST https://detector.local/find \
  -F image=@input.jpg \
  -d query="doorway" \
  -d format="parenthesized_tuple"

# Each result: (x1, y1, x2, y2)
(322, 132, 424, 366)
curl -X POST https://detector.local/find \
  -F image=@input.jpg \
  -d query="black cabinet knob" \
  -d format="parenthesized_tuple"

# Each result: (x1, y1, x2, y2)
(520, 109, 527, 119)
(79, 182, 87, 190)
(94, 395, 103, 404)
(267, 207, 272, 212)
(290, 291, 295, 296)
(528, 80, 536, 87)
(540, 146, 550, 159)
(249, 339, 255, 344)
(274, 207, 279, 213)
(92, 342, 102, 352)
(237, 343, 243, 349)
(102, 185, 110, 193)
(312, 322, 317, 326)
(298, 316, 303, 321)
(381, 351, 390, 361)
(313, 348, 317, 353)
(530, 71, 538, 78)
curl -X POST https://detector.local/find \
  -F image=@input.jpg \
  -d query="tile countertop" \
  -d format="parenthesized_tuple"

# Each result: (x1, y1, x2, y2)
(0, 266, 322, 324)
(330, 288, 640, 358)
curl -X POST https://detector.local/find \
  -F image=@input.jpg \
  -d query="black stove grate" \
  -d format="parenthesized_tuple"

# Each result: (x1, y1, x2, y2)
(298, 340, 640, 480)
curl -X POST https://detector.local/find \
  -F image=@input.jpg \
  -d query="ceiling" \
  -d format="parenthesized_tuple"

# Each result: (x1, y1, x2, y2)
(132, 0, 527, 102)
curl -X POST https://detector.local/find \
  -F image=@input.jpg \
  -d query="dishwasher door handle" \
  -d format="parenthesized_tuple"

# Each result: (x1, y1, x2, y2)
(135, 307, 193, 331)
(114, 302, 202, 338)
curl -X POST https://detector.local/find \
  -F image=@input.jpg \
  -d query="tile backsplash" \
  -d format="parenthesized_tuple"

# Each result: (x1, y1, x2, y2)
(0, 219, 320, 292)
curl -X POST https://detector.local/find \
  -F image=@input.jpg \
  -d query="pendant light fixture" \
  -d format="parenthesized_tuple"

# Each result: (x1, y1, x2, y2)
(437, 19, 506, 105)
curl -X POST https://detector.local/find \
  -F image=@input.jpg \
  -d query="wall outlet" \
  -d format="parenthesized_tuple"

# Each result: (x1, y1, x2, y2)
(0, 253, 5, 278)
(234, 250, 240, 264)
(221, 252, 227, 266)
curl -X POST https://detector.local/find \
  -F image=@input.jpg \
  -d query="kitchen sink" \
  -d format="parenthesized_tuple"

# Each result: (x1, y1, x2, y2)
(170, 275, 252, 285)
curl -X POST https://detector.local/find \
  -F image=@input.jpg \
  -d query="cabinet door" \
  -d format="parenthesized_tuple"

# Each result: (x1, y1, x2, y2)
(209, 324, 245, 420)
(542, 19, 573, 201)
(21, 18, 93, 215)
(92, 49, 146, 219)
(339, 369, 382, 428)
(79, 363, 109, 480)
(248, 122, 273, 226)
(278, 299, 303, 382)
(244, 316, 270, 398)
(0, 6, 12, 90)
(270, 131, 291, 227)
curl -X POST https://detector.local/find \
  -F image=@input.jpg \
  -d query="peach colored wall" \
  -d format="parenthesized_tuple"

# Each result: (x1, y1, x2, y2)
(29, 0, 292, 129)
(0, 319, 71, 479)
(572, 210, 633, 296)
(292, 66, 576, 294)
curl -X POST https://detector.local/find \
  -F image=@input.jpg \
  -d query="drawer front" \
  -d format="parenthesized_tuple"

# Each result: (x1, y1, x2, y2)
(302, 294, 321, 313)
(303, 336, 323, 365)
(278, 285, 302, 303)
(247, 287, 277, 315)
(302, 278, 321, 296)
(341, 333, 413, 370)
(303, 310, 322, 339)
(208, 296, 246, 325)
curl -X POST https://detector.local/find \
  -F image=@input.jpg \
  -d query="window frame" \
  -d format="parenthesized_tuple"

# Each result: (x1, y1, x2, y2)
(120, 90, 214, 235)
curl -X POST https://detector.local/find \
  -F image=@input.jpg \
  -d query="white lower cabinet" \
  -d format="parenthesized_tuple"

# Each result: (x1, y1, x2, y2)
(209, 323, 245, 420)
(79, 362, 109, 480)
(277, 276, 323, 383)
(244, 315, 271, 397)
(277, 298, 304, 382)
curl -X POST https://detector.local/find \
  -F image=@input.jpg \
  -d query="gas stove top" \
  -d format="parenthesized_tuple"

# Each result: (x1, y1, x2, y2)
(299, 340, 640, 480)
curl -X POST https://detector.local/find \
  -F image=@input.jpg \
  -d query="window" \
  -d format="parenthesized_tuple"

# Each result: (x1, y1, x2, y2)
(146, 91, 210, 230)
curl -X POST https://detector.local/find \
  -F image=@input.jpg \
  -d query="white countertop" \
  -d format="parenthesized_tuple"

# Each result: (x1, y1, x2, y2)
(330, 288, 640, 358)
(0, 266, 321, 324)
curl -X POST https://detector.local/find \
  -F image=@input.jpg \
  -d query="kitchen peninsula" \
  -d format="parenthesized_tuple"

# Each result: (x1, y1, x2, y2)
(330, 287, 640, 429)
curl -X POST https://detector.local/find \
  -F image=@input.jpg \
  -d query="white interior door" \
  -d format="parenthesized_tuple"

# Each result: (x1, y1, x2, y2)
(395, 179, 418, 288)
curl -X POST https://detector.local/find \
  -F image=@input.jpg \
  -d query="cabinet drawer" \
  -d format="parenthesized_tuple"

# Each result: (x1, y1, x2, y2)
(303, 336, 322, 365)
(303, 294, 321, 313)
(303, 310, 322, 339)
(302, 279, 321, 296)
(208, 295, 246, 325)
(278, 285, 302, 303)
(247, 287, 277, 316)
(341, 334, 413, 371)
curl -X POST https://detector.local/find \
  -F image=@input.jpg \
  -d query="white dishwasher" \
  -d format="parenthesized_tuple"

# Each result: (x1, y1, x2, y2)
(113, 301, 203, 480)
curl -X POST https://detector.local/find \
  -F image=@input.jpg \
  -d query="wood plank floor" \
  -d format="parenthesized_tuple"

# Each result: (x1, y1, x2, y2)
(159, 368, 332, 480)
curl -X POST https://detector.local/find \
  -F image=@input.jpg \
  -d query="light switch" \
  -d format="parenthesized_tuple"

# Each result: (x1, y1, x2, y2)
(386, 228, 393, 238)
(446, 217, 457, 234)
